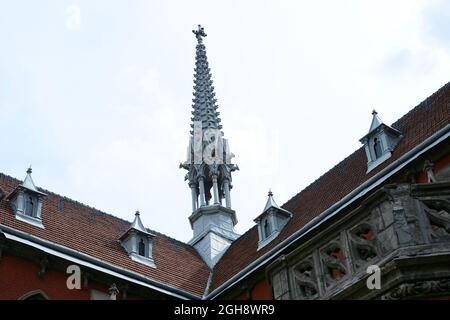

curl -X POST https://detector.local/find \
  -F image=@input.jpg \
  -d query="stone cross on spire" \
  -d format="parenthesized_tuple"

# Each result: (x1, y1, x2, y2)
(192, 24, 207, 43)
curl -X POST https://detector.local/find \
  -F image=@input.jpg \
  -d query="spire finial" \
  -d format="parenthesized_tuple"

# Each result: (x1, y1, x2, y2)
(27, 166, 32, 174)
(372, 109, 378, 115)
(135, 210, 140, 216)
(192, 24, 207, 43)
(268, 189, 273, 197)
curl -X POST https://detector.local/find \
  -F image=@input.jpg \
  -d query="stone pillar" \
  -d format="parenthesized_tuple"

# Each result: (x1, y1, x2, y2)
(109, 283, 119, 300)
(212, 175, 220, 205)
(223, 179, 231, 209)
(198, 177, 206, 207)
(189, 182, 198, 212)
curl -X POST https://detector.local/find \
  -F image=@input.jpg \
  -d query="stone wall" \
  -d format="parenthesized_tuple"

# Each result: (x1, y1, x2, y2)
(268, 181, 450, 300)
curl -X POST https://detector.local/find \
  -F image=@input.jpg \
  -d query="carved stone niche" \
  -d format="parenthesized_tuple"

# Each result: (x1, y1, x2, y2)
(422, 199, 450, 242)
(292, 258, 319, 300)
(320, 240, 349, 288)
(348, 222, 379, 270)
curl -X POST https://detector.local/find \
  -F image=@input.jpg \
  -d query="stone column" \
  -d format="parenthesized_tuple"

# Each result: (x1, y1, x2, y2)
(189, 182, 198, 212)
(212, 175, 220, 205)
(198, 176, 206, 207)
(223, 179, 231, 209)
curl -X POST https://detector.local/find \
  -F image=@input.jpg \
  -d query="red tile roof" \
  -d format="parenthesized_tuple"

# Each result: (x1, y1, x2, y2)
(209, 81, 450, 293)
(0, 174, 210, 298)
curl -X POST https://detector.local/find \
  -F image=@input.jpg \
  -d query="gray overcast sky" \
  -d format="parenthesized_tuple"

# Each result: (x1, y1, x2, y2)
(1, 0, 449, 242)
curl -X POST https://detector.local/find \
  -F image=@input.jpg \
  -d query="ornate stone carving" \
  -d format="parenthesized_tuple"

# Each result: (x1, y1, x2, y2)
(423, 160, 437, 183)
(381, 279, 450, 300)
(320, 241, 348, 287)
(108, 283, 119, 300)
(292, 258, 319, 299)
(422, 199, 450, 241)
(349, 223, 379, 269)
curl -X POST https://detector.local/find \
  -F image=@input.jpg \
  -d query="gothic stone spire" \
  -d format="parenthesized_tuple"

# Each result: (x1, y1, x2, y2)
(180, 25, 239, 268)
(190, 24, 222, 134)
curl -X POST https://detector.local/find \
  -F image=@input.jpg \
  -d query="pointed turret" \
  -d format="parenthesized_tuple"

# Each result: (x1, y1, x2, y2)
(180, 25, 239, 267)
(263, 190, 279, 212)
(125, 211, 152, 236)
(368, 110, 382, 133)
(21, 167, 44, 194)
(190, 25, 222, 134)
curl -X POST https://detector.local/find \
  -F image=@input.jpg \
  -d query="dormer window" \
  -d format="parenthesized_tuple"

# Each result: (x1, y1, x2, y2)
(263, 219, 272, 238)
(138, 238, 146, 256)
(6, 168, 46, 229)
(254, 191, 292, 250)
(373, 138, 382, 159)
(119, 211, 156, 268)
(360, 110, 402, 173)
(25, 196, 35, 217)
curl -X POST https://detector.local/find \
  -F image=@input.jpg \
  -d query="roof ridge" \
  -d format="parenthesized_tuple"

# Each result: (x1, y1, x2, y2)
(392, 80, 450, 129)
(0, 172, 192, 247)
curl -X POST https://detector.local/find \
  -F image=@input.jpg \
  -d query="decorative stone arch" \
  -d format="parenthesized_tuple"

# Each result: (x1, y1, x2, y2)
(18, 289, 50, 300)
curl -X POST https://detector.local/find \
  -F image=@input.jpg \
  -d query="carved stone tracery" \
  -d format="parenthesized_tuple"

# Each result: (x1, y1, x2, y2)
(292, 259, 319, 299)
(349, 223, 379, 268)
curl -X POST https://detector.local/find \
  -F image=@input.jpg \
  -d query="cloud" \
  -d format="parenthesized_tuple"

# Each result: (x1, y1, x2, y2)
(66, 5, 81, 31)
(379, 48, 435, 79)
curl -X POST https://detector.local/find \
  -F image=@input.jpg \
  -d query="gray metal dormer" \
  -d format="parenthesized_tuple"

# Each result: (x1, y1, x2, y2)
(6, 167, 46, 229)
(119, 211, 156, 268)
(254, 191, 292, 250)
(359, 110, 403, 173)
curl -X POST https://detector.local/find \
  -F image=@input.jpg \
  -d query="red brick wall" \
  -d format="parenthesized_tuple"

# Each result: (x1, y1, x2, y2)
(417, 154, 450, 183)
(0, 255, 122, 300)
(236, 279, 272, 300)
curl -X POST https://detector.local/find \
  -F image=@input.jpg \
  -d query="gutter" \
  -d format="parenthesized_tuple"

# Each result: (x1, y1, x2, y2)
(0, 224, 199, 300)
(207, 123, 450, 299)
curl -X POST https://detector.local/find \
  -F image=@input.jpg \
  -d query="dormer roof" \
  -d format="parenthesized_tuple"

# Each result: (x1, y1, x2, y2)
(6, 167, 47, 200)
(359, 110, 402, 143)
(254, 190, 292, 223)
(119, 211, 155, 240)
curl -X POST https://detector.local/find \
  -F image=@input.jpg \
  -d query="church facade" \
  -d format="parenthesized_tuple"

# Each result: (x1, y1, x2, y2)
(0, 26, 450, 300)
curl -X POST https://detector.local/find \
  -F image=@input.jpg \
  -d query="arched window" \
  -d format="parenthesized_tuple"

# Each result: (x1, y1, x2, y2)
(25, 196, 35, 217)
(263, 219, 271, 238)
(138, 238, 146, 256)
(19, 290, 49, 300)
(373, 138, 382, 159)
